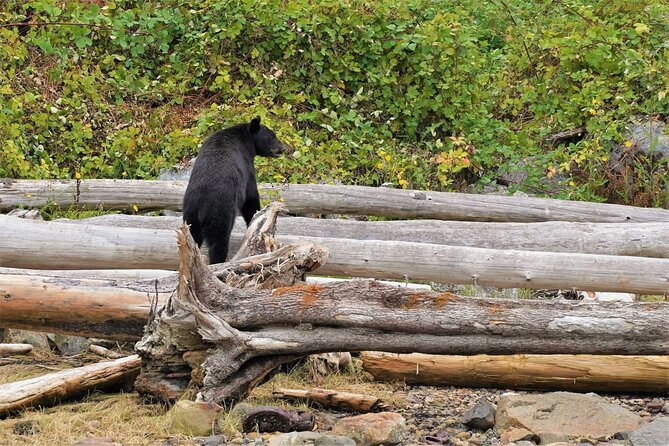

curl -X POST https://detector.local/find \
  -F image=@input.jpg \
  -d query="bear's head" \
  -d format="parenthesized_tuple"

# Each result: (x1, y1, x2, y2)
(249, 117, 289, 157)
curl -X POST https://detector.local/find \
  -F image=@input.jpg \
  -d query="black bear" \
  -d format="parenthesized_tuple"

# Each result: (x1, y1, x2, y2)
(182, 117, 288, 264)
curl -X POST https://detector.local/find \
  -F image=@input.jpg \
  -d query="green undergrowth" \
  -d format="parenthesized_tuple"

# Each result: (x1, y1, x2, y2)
(1, 0, 668, 206)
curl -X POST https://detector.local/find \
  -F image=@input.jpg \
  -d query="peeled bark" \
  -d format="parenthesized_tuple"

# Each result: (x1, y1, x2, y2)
(0, 355, 140, 416)
(361, 352, 669, 394)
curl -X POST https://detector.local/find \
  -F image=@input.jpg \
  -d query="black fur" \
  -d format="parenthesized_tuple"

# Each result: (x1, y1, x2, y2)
(182, 117, 288, 264)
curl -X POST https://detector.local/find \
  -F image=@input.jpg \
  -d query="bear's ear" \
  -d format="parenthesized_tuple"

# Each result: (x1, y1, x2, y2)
(250, 116, 261, 134)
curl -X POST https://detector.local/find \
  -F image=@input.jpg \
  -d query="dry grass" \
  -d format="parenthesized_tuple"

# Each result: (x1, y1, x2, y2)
(1, 349, 402, 445)
(0, 392, 172, 446)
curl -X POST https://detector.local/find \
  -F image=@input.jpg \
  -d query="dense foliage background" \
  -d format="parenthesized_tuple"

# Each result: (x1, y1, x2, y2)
(1, 0, 668, 206)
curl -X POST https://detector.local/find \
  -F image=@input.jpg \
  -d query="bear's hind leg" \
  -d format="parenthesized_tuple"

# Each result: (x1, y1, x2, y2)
(241, 193, 261, 226)
(202, 213, 235, 264)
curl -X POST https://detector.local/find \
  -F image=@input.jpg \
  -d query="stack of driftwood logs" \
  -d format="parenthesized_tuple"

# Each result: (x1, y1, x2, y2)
(0, 180, 668, 415)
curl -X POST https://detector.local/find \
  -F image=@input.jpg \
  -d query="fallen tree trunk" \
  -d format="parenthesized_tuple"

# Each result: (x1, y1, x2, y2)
(0, 214, 179, 270)
(0, 267, 174, 281)
(63, 214, 669, 259)
(3, 216, 669, 294)
(272, 388, 380, 412)
(0, 206, 327, 340)
(360, 352, 669, 394)
(280, 184, 669, 222)
(134, 225, 669, 404)
(0, 355, 140, 416)
(0, 344, 33, 356)
(4, 180, 669, 223)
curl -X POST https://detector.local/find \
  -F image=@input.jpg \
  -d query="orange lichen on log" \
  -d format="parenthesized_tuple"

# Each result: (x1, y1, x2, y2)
(434, 292, 455, 308)
(271, 283, 324, 307)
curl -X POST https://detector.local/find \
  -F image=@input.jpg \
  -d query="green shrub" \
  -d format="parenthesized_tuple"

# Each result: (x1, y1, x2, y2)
(1, 0, 668, 205)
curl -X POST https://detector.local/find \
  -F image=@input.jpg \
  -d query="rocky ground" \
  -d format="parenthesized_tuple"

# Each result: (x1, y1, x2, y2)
(212, 383, 669, 446)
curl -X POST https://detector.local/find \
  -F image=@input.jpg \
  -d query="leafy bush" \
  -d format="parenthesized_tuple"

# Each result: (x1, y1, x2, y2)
(1, 0, 668, 205)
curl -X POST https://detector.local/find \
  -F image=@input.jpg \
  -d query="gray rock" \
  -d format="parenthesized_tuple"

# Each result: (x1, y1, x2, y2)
(7, 209, 43, 220)
(332, 412, 407, 446)
(13, 420, 41, 435)
(192, 435, 227, 446)
(159, 159, 195, 181)
(461, 399, 496, 431)
(496, 391, 643, 444)
(167, 400, 222, 436)
(627, 120, 669, 160)
(48, 333, 90, 355)
(6, 329, 51, 349)
(267, 431, 356, 446)
(627, 417, 669, 446)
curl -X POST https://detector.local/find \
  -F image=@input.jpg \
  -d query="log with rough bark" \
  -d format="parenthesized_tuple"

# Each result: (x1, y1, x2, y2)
(134, 223, 669, 404)
(4, 215, 669, 294)
(63, 214, 669, 259)
(272, 388, 380, 412)
(4, 180, 669, 222)
(360, 352, 669, 394)
(0, 355, 140, 416)
(0, 343, 33, 356)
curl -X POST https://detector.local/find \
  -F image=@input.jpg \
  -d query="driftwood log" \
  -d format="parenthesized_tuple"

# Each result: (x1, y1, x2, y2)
(0, 343, 33, 356)
(272, 388, 380, 412)
(133, 219, 669, 404)
(63, 214, 669, 259)
(0, 355, 140, 416)
(361, 352, 669, 394)
(3, 215, 669, 294)
(3, 180, 669, 222)
(0, 205, 326, 340)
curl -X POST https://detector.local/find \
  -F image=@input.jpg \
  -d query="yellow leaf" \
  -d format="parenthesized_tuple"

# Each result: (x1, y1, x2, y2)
(376, 162, 384, 169)
(625, 141, 632, 148)
(385, 155, 392, 161)
(75, 172, 81, 179)
(634, 23, 650, 35)
(132, 205, 138, 212)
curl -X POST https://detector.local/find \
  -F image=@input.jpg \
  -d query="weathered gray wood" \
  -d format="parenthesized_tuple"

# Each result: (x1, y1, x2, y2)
(3, 215, 669, 294)
(135, 225, 669, 404)
(0, 214, 179, 270)
(280, 184, 669, 222)
(294, 236, 669, 294)
(0, 267, 174, 281)
(65, 214, 669, 259)
(0, 355, 140, 415)
(0, 178, 187, 212)
(0, 205, 328, 341)
(4, 180, 669, 222)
